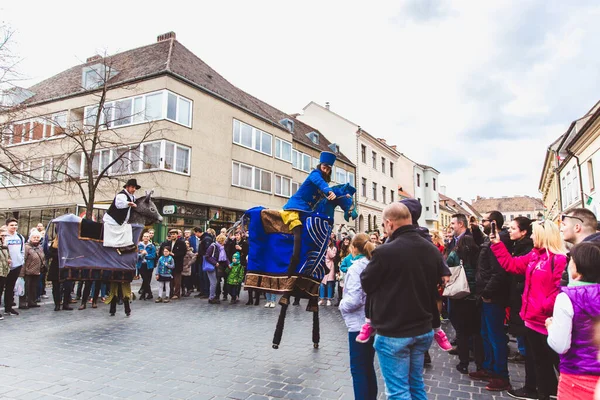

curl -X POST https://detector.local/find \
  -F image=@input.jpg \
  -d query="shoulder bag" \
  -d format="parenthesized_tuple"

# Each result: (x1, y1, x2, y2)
(442, 259, 471, 299)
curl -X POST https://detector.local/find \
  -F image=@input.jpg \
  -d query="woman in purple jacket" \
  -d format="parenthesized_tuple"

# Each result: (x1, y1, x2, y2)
(546, 241, 600, 399)
(339, 233, 377, 400)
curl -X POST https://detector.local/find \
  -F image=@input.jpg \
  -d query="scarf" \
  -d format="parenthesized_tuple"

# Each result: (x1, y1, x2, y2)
(216, 242, 227, 262)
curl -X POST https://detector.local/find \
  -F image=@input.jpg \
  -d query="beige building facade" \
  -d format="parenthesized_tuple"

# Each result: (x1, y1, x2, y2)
(0, 33, 355, 240)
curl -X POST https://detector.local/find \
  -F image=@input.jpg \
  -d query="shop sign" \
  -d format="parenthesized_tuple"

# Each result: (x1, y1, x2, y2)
(162, 205, 177, 215)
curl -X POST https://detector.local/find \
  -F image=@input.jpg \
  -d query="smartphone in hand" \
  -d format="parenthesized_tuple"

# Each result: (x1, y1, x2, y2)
(490, 221, 497, 238)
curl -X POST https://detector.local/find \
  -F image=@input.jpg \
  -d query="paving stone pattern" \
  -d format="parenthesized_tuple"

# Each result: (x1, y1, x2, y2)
(0, 282, 524, 399)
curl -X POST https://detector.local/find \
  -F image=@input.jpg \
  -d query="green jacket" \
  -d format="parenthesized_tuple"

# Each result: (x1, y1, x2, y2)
(227, 262, 245, 285)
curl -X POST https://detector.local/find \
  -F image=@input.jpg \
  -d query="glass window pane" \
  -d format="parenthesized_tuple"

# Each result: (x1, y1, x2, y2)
(84, 106, 98, 129)
(282, 177, 290, 197)
(114, 99, 132, 126)
(275, 176, 282, 194)
(112, 148, 130, 175)
(100, 150, 110, 175)
(177, 98, 191, 126)
(261, 170, 272, 192)
(240, 164, 252, 188)
(232, 162, 239, 185)
(175, 146, 189, 173)
(253, 129, 261, 151)
(142, 142, 161, 170)
(145, 92, 163, 120)
(241, 123, 252, 147)
(92, 152, 100, 176)
(254, 168, 261, 190)
(275, 138, 281, 158)
(164, 142, 174, 170)
(292, 150, 299, 169)
(133, 97, 144, 123)
(261, 132, 272, 155)
(282, 141, 291, 162)
(167, 92, 177, 120)
(233, 120, 241, 144)
(302, 154, 311, 172)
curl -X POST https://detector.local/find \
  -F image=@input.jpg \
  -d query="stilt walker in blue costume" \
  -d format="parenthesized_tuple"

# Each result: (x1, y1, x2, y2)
(280, 151, 337, 276)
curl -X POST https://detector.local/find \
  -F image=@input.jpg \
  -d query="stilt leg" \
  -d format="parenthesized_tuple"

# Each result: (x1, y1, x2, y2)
(273, 294, 290, 349)
(312, 310, 320, 349)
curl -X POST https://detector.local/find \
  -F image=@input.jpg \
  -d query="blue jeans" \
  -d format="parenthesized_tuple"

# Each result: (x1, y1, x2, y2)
(374, 331, 434, 400)
(319, 281, 335, 299)
(348, 331, 377, 400)
(266, 293, 278, 302)
(480, 302, 509, 379)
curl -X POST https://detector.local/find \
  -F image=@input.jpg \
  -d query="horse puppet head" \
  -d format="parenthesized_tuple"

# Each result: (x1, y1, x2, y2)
(130, 190, 164, 226)
(313, 183, 358, 222)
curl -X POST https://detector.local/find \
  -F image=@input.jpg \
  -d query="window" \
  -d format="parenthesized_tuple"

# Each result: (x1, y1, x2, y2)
(362, 178, 367, 197)
(510, 214, 514, 221)
(275, 138, 292, 162)
(292, 150, 300, 169)
(275, 175, 292, 197)
(175, 146, 190, 174)
(417, 173, 421, 187)
(434, 202, 437, 214)
(82, 64, 110, 90)
(306, 131, 319, 145)
(572, 165, 579, 202)
(312, 157, 319, 169)
(347, 171, 355, 185)
(291, 181, 299, 195)
(390, 162, 394, 178)
(372, 182, 377, 201)
(232, 162, 271, 193)
(588, 160, 595, 192)
(232, 119, 272, 156)
(336, 167, 346, 184)
(566, 172, 573, 205)
(433, 178, 437, 191)
(382, 186, 386, 203)
(302, 154, 311, 172)
(390, 189, 395, 203)
(372, 151, 377, 169)
(381, 157, 386, 174)
(141, 142, 161, 170)
(361, 145, 366, 163)
(83, 90, 191, 131)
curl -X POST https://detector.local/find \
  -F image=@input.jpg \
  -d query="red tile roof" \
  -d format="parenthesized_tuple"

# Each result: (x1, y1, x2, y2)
(471, 196, 545, 213)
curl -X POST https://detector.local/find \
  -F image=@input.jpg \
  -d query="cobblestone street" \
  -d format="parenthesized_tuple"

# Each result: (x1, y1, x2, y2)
(0, 283, 525, 400)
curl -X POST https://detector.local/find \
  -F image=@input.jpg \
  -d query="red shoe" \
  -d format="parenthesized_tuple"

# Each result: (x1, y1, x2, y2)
(468, 369, 493, 382)
(356, 323, 375, 343)
(434, 330, 452, 351)
(486, 378, 511, 391)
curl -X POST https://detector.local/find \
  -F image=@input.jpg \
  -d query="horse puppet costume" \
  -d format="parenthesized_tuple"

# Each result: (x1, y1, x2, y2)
(243, 180, 357, 349)
(48, 191, 163, 293)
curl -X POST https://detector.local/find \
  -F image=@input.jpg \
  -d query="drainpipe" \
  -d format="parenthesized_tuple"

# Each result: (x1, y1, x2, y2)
(568, 150, 586, 207)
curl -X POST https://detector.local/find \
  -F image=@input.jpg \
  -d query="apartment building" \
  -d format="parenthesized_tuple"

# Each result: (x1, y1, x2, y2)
(296, 101, 440, 231)
(0, 32, 355, 239)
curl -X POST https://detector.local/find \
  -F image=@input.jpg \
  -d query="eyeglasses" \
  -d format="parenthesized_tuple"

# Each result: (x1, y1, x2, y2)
(561, 214, 584, 224)
(481, 219, 489, 223)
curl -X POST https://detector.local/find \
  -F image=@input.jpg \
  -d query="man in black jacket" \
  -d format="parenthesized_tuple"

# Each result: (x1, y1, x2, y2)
(159, 229, 187, 299)
(361, 202, 441, 399)
(470, 211, 512, 391)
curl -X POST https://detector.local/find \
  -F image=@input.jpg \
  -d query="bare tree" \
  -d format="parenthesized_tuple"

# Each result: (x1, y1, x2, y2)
(0, 51, 165, 219)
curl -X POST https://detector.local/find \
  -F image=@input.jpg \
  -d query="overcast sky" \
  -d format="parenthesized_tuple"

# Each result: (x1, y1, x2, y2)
(3, 0, 600, 202)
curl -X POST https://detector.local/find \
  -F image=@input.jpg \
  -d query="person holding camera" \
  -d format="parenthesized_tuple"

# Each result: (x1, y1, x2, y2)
(490, 220, 567, 400)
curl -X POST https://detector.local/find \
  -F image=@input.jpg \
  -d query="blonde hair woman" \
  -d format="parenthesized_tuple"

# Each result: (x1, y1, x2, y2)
(339, 233, 378, 399)
(490, 220, 567, 399)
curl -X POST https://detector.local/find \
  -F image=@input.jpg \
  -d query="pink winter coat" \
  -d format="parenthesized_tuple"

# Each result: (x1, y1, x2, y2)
(491, 242, 567, 335)
(322, 245, 337, 283)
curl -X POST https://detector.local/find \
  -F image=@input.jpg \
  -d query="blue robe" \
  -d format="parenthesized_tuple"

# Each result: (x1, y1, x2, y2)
(283, 170, 332, 213)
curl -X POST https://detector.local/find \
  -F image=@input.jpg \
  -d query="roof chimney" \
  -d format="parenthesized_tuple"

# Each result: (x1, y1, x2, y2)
(391, 145, 397, 150)
(157, 31, 176, 42)
(325, 102, 330, 110)
(378, 138, 387, 144)
(86, 54, 103, 63)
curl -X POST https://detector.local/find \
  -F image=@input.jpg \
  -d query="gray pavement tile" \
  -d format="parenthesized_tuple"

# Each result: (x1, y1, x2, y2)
(0, 284, 525, 400)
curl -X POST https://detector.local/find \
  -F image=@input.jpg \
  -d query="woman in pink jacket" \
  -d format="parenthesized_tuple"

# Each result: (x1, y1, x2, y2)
(490, 220, 567, 400)
(319, 239, 338, 306)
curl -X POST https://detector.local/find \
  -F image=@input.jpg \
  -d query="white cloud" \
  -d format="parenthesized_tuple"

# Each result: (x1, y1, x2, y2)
(3, 0, 600, 203)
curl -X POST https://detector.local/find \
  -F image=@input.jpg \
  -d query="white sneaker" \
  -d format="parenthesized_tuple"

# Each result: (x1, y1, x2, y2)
(318, 299, 325, 306)
(264, 302, 271, 308)
(269, 302, 276, 308)
(0, 314, 3, 320)
(326, 300, 332, 306)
